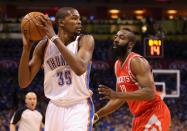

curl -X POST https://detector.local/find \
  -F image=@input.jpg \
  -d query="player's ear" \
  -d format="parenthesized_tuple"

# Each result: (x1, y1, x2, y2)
(56, 19, 64, 27)
(128, 41, 135, 49)
(58, 20, 64, 27)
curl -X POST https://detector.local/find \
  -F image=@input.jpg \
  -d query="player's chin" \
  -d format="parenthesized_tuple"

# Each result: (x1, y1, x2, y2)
(74, 30, 81, 36)
(31, 104, 36, 108)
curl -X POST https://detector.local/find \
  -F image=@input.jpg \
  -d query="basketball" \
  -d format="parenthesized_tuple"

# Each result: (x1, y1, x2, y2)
(21, 12, 46, 41)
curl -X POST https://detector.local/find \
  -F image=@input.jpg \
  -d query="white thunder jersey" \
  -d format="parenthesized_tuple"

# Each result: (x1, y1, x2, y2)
(43, 36, 92, 106)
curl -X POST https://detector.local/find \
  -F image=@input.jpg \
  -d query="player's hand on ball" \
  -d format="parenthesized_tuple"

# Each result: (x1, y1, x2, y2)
(36, 15, 56, 39)
(98, 85, 119, 100)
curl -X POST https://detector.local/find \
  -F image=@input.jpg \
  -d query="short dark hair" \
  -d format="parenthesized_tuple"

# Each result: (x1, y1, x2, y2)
(121, 28, 136, 44)
(55, 7, 76, 21)
(121, 27, 132, 32)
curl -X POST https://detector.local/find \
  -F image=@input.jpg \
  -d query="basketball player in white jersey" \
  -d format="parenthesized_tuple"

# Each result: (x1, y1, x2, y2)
(18, 7, 95, 131)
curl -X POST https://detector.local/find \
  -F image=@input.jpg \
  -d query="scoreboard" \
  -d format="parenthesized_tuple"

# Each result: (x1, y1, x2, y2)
(144, 37, 164, 58)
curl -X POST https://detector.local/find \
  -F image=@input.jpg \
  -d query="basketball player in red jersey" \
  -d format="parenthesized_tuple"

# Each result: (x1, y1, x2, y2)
(94, 28, 171, 131)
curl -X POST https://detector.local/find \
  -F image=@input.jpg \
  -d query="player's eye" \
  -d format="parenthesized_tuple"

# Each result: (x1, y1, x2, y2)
(119, 35, 127, 40)
(72, 16, 79, 20)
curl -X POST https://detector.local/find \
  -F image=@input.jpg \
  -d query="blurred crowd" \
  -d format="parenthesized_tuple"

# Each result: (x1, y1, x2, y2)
(0, 39, 187, 131)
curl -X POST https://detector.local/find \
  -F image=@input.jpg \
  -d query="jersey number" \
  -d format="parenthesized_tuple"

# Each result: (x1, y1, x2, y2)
(119, 85, 127, 93)
(57, 70, 72, 86)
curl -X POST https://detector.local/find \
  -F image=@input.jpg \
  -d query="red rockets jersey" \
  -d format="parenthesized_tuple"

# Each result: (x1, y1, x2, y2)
(115, 52, 162, 116)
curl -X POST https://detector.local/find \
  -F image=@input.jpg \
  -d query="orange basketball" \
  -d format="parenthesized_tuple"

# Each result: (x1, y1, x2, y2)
(21, 12, 46, 41)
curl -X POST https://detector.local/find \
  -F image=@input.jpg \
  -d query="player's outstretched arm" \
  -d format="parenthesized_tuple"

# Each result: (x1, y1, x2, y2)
(94, 98, 125, 124)
(99, 57, 155, 100)
(18, 34, 47, 88)
(95, 84, 125, 124)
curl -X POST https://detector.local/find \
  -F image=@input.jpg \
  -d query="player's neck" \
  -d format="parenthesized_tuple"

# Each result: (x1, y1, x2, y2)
(58, 30, 76, 45)
(119, 50, 131, 63)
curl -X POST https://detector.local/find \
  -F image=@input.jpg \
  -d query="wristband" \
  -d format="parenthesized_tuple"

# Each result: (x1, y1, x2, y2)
(94, 113, 100, 124)
(94, 113, 99, 120)
(50, 35, 59, 42)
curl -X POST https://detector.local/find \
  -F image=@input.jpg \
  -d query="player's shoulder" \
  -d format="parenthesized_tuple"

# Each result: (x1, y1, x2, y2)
(130, 55, 150, 73)
(131, 54, 148, 64)
(78, 34, 95, 48)
(78, 34, 94, 43)
(129, 52, 142, 58)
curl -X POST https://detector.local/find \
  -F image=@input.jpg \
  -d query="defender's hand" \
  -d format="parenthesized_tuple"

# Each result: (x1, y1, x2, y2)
(98, 85, 119, 100)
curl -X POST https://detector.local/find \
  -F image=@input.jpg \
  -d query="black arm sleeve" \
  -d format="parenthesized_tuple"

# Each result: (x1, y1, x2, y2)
(10, 107, 26, 124)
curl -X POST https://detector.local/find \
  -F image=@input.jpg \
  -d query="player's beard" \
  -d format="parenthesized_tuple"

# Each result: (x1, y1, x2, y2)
(112, 43, 128, 60)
